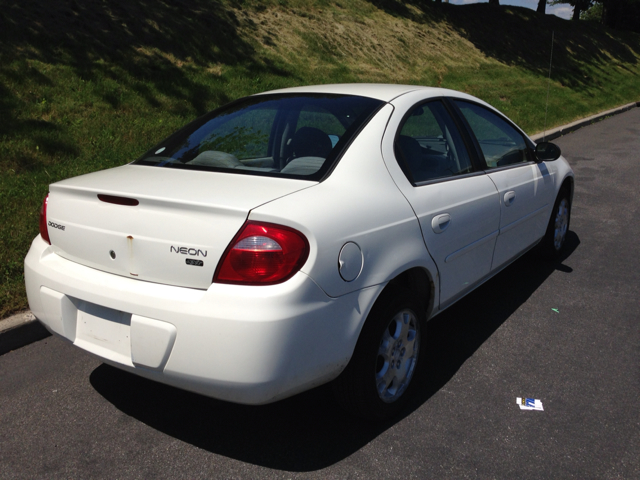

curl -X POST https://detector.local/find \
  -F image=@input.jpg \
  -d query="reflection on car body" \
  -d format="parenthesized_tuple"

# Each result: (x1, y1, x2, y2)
(25, 84, 574, 419)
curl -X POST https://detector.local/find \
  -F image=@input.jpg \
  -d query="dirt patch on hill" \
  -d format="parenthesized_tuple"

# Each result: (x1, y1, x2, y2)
(236, 5, 491, 83)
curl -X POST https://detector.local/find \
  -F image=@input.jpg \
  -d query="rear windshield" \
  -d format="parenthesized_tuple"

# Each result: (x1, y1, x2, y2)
(134, 93, 384, 180)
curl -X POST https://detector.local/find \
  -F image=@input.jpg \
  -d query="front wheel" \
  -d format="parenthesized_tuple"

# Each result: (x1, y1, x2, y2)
(333, 290, 426, 420)
(539, 190, 571, 259)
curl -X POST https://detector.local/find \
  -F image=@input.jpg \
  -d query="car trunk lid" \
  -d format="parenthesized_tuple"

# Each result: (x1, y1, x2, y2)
(46, 165, 313, 289)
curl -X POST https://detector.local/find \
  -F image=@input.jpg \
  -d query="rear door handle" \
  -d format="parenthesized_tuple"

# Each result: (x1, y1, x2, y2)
(431, 213, 451, 234)
(504, 191, 516, 206)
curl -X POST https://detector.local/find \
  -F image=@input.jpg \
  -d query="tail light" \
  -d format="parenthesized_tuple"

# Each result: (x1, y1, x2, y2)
(39, 194, 51, 245)
(214, 221, 309, 285)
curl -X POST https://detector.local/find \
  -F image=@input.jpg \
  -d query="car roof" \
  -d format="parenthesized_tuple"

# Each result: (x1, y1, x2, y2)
(257, 83, 479, 103)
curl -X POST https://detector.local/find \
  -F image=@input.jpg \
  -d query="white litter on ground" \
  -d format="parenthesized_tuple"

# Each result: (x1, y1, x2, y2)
(516, 397, 544, 411)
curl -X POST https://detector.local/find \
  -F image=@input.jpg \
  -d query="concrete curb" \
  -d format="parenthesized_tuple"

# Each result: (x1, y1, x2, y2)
(0, 311, 50, 356)
(0, 310, 36, 334)
(0, 99, 638, 353)
(530, 101, 639, 143)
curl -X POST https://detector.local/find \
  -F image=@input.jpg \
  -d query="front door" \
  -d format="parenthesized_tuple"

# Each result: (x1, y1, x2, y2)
(452, 100, 554, 270)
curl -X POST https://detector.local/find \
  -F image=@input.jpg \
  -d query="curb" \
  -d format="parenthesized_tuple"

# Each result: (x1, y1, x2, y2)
(0, 310, 36, 334)
(0, 99, 638, 354)
(0, 311, 50, 356)
(530, 101, 639, 143)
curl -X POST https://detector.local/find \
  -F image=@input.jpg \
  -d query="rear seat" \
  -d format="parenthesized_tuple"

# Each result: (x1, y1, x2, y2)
(280, 156, 325, 175)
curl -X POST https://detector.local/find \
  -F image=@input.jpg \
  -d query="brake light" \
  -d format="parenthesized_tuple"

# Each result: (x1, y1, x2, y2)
(39, 194, 51, 245)
(214, 221, 309, 285)
(97, 194, 139, 206)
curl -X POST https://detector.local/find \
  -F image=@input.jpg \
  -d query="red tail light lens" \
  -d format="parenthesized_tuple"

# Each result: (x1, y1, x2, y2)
(214, 221, 309, 285)
(39, 194, 51, 245)
(97, 194, 140, 206)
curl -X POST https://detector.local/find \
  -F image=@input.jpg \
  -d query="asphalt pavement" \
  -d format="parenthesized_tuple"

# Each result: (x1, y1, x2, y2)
(1, 109, 639, 478)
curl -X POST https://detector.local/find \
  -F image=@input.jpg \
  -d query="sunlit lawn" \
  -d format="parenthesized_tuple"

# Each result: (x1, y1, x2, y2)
(1, 0, 639, 316)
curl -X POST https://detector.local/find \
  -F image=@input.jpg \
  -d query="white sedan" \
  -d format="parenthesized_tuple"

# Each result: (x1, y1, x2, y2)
(25, 84, 573, 419)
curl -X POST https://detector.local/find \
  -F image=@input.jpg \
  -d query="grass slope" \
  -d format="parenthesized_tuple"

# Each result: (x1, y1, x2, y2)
(1, 0, 639, 317)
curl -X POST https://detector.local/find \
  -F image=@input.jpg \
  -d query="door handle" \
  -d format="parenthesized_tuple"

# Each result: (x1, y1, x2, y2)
(431, 213, 451, 234)
(504, 191, 516, 206)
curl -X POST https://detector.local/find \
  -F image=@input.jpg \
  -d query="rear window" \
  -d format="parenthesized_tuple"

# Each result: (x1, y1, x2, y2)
(134, 93, 384, 180)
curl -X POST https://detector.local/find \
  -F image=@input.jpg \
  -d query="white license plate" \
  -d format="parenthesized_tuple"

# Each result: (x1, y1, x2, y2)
(74, 301, 133, 366)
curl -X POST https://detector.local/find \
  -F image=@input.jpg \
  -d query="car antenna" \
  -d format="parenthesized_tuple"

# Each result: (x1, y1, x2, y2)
(543, 30, 555, 143)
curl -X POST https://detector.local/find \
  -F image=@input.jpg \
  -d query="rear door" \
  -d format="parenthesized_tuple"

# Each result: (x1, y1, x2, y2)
(384, 99, 500, 307)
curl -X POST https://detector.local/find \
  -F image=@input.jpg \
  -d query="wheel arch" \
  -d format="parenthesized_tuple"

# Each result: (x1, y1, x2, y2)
(332, 268, 434, 418)
(345, 266, 436, 367)
(386, 266, 436, 319)
(561, 174, 574, 204)
(545, 173, 573, 228)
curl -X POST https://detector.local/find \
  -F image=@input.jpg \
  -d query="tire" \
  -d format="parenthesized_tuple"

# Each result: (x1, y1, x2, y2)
(539, 189, 571, 259)
(333, 289, 426, 420)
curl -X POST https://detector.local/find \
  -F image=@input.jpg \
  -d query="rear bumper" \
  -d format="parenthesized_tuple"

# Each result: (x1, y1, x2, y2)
(25, 235, 382, 404)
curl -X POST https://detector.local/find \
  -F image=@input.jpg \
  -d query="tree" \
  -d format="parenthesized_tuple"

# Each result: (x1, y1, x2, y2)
(549, 0, 594, 20)
(580, 1, 604, 20)
(601, 0, 640, 30)
(551, 0, 640, 28)
(537, 0, 547, 14)
(573, 0, 594, 19)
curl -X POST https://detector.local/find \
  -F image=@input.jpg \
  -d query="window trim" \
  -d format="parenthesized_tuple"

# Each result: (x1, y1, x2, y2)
(393, 98, 485, 187)
(133, 93, 386, 183)
(446, 98, 537, 172)
(412, 170, 488, 187)
(318, 101, 387, 182)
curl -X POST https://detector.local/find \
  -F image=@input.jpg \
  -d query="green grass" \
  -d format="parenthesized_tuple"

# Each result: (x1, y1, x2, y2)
(1, 0, 639, 317)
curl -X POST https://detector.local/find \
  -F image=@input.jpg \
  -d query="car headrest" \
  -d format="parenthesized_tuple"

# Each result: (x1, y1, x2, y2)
(291, 127, 333, 159)
(396, 135, 422, 170)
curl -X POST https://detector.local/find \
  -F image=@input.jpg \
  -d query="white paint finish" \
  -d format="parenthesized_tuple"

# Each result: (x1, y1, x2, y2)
(52, 164, 312, 209)
(504, 190, 516, 206)
(23, 84, 575, 407)
(25, 236, 384, 404)
(431, 213, 451, 234)
(258, 83, 426, 102)
(338, 242, 363, 282)
(488, 163, 555, 269)
(382, 91, 501, 305)
(258, 83, 498, 105)
(444, 230, 499, 264)
(74, 299, 133, 366)
(38, 287, 75, 339)
(250, 104, 438, 299)
(130, 315, 177, 370)
(47, 166, 313, 289)
(409, 176, 500, 304)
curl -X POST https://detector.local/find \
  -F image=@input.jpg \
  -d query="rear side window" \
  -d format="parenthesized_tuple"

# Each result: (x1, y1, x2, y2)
(454, 100, 529, 169)
(134, 94, 383, 180)
(395, 101, 473, 184)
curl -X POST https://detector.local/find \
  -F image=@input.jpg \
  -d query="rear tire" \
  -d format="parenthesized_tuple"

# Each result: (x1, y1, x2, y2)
(539, 189, 571, 259)
(333, 289, 426, 420)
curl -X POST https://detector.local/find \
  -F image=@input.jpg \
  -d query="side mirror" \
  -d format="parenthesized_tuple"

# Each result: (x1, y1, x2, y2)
(535, 142, 561, 162)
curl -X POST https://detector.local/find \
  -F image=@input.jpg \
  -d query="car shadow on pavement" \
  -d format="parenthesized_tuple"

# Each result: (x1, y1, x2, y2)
(412, 230, 579, 411)
(90, 231, 579, 471)
(0, 321, 51, 357)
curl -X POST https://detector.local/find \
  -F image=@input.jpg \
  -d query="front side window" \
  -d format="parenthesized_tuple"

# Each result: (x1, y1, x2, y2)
(454, 100, 529, 169)
(134, 94, 383, 180)
(395, 101, 473, 184)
